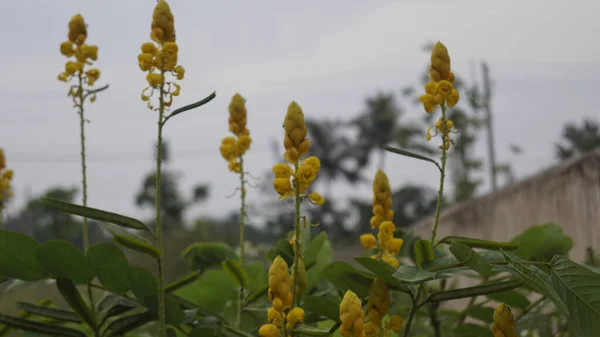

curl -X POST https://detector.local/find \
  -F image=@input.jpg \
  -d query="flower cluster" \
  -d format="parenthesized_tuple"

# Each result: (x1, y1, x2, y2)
(419, 41, 459, 150)
(259, 256, 305, 337)
(363, 279, 404, 336)
(491, 303, 516, 337)
(57, 14, 101, 102)
(0, 148, 14, 208)
(359, 170, 403, 267)
(138, 0, 185, 110)
(219, 94, 252, 172)
(272, 102, 324, 205)
(340, 290, 365, 337)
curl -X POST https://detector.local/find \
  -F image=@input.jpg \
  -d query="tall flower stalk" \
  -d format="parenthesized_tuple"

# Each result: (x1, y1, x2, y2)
(219, 93, 252, 326)
(57, 14, 107, 336)
(402, 41, 460, 337)
(137, 2, 185, 336)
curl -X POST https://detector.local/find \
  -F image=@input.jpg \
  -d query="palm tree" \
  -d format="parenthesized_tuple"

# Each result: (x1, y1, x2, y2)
(556, 118, 600, 160)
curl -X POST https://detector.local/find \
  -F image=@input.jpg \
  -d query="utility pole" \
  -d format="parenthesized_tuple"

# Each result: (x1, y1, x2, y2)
(481, 62, 498, 191)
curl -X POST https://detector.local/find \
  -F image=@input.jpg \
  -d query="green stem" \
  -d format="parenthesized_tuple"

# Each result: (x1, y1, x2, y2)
(430, 103, 448, 245)
(77, 72, 98, 337)
(426, 259, 552, 273)
(403, 284, 423, 337)
(156, 73, 167, 337)
(236, 156, 246, 327)
(428, 303, 441, 337)
(291, 161, 302, 309)
(0, 208, 3, 227)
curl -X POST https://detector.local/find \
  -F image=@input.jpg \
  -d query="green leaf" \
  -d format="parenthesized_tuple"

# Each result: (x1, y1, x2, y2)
(103, 311, 156, 337)
(222, 259, 248, 287)
(42, 197, 147, 230)
(439, 236, 519, 250)
(486, 290, 530, 309)
(181, 242, 238, 271)
(449, 241, 494, 277)
(380, 144, 441, 171)
(99, 299, 138, 327)
(128, 267, 158, 305)
(303, 232, 328, 267)
(189, 327, 217, 337)
(322, 261, 374, 298)
(144, 295, 186, 325)
(87, 243, 130, 293)
(414, 239, 436, 268)
(393, 265, 446, 284)
(165, 91, 216, 121)
(464, 306, 495, 323)
(165, 270, 203, 293)
(501, 251, 566, 312)
(424, 280, 522, 303)
(36, 240, 94, 284)
(16, 302, 81, 323)
(454, 323, 493, 337)
(511, 223, 573, 261)
(56, 278, 96, 329)
(303, 296, 340, 321)
(550, 255, 600, 337)
(245, 284, 269, 306)
(0, 313, 85, 337)
(113, 235, 161, 259)
(353, 257, 410, 292)
(0, 230, 48, 281)
(423, 250, 504, 274)
(291, 324, 332, 336)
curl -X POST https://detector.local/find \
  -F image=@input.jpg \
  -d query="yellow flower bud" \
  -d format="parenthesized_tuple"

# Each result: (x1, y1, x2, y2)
(174, 65, 185, 80)
(267, 307, 283, 327)
(367, 278, 390, 325)
(491, 303, 516, 337)
(435, 80, 453, 99)
(2, 169, 13, 181)
(171, 83, 181, 96)
(141, 42, 157, 55)
(447, 89, 460, 107)
(429, 41, 451, 82)
(60, 41, 75, 57)
(259, 324, 281, 337)
(151, 0, 176, 43)
(273, 163, 293, 179)
(138, 53, 154, 71)
(360, 234, 376, 250)
(339, 290, 365, 337)
(286, 307, 305, 331)
(388, 238, 403, 254)
(146, 73, 164, 87)
(308, 192, 324, 205)
(363, 321, 379, 337)
(68, 14, 87, 45)
(386, 315, 405, 333)
(268, 256, 293, 312)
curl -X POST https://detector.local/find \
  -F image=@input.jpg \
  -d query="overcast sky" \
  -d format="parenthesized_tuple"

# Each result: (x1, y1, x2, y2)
(1, 0, 599, 226)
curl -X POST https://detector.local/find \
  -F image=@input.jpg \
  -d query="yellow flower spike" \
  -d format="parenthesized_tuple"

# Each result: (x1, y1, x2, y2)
(447, 89, 460, 107)
(339, 290, 365, 337)
(377, 221, 395, 252)
(237, 135, 252, 155)
(68, 14, 87, 45)
(435, 80, 453, 99)
(174, 65, 185, 80)
(371, 169, 393, 230)
(367, 278, 390, 325)
(491, 303, 516, 337)
(363, 322, 379, 337)
(268, 256, 293, 312)
(228, 93, 249, 137)
(360, 234, 376, 250)
(386, 315, 405, 333)
(308, 192, 324, 205)
(259, 324, 281, 337)
(283, 101, 309, 162)
(151, 0, 176, 44)
(429, 41, 451, 82)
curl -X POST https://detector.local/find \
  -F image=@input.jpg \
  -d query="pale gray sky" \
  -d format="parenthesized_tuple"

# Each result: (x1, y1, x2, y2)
(1, 0, 599, 225)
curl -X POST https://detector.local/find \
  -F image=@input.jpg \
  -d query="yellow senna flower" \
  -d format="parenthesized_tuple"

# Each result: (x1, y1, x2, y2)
(267, 307, 283, 327)
(386, 315, 405, 333)
(363, 322, 379, 337)
(68, 14, 87, 45)
(174, 65, 185, 80)
(146, 73, 164, 87)
(268, 256, 293, 312)
(285, 307, 305, 331)
(367, 278, 390, 325)
(138, 53, 154, 71)
(491, 303, 516, 337)
(259, 324, 281, 337)
(360, 234, 376, 250)
(308, 192, 324, 205)
(151, 0, 176, 44)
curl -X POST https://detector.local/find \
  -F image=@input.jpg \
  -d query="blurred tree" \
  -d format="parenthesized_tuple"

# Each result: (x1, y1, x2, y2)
(135, 140, 210, 233)
(555, 118, 600, 160)
(306, 118, 362, 197)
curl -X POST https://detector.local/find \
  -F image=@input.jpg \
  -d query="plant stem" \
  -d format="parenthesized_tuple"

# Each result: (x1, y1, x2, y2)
(403, 284, 423, 337)
(430, 103, 448, 245)
(517, 296, 546, 321)
(156, 73, 167, 337)
(236, 156, 246, 327)
(426, 259, 551, 273)
(428, 303, 441, 337)
(77, 72, 98, 337)
(291, 162, 302, 308)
